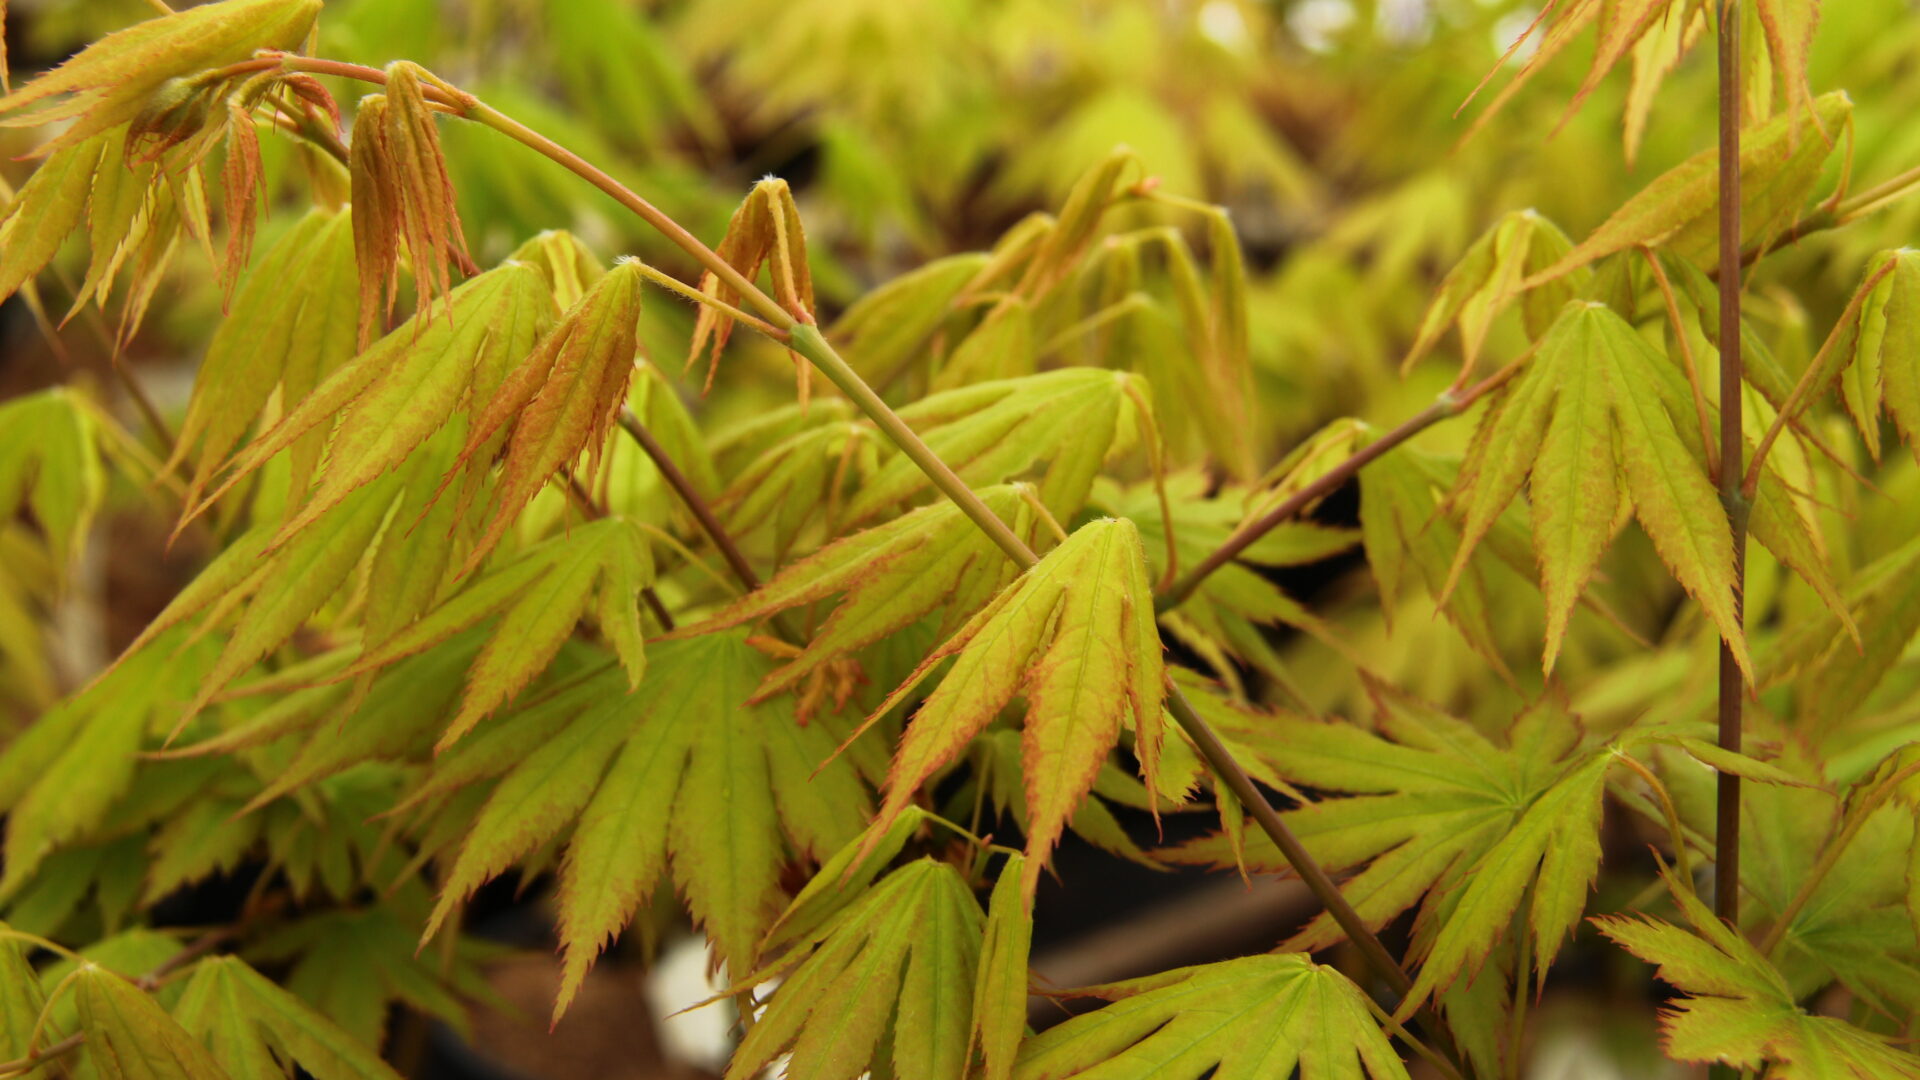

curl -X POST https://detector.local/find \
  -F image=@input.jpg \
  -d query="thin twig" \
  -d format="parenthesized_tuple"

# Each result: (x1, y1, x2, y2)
(615, 408, 761, 593)
(0, 1033, 84, 1078)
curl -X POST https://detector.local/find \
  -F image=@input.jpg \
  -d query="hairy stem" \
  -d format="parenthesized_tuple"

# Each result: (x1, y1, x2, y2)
(1713, 0, 1748, 937)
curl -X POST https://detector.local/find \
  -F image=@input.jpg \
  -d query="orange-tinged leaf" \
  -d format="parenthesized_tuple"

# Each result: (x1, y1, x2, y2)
(425, 632, 870, 1017)
(847, 368, 1146, 524)
(1011, 954, 1408, 1080)
(689, 177, 815, 389)
(972, 854, 1034, 1080)
(858, 518, 1164, 894)
(454, 259, 645, 571)
(0, 0, 320, 155)
(170, 207, 358, 510)
(1527, 92, 1851, 284)
(672, 484, 1040, 701)
(0, 129, 106, 305)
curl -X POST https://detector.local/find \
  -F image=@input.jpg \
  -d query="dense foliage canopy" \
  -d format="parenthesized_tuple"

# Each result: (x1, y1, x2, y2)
(4, 0, 1920, 1077)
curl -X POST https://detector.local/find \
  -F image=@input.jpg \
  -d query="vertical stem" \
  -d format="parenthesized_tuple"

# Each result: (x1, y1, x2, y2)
(1714, 0, 1749, 937)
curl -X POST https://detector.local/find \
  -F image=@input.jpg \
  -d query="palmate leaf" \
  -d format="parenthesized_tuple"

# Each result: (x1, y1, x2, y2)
(174, 957, 402, 1080)
(832, 252, 989, 386)
(1527, 92, 1852, 283)
(0, 633, 211, 898)
(846, 368, 1150, 524)
(0, 926, 48, 1075)
(0, 126, 105, 304)
(0, 0, 320, 155)
(0, 388, 106, 572)
(246, 906, 485, 1050)
(73, 964, 235, 1080)
(452, 258, 645, 569)
(857, 517, 1164, 894)
(1011, 954, 1408, 1080)
(170, 207, 359, 508)
(673, 484, 1041, 702)
(1404, 209, 1582, 373)
(714, 404, 875, 558)
(725, 858, 986, 1080)
(186, 261, 551, 539)
(1596, 867, 1920, 1078)
(1096, 474, 1358, 694)
(1447, 301, 1749, 675)
(416, 631, 871, 1021)
(331, 518, 651, 749)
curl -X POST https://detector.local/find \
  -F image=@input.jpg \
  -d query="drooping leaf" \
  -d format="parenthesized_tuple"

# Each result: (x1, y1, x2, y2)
(347, 61, 477, 343)
(1010, 954, 1409, 1080)
(689, 177, 815, 389)
(418, 631, 871, 1019)
(858, 517, 1164, 894)
(174, 957, 404, 1080)
(0, 388, 106, 572)
(452, 258, 645, 569)
(1596, 865, 1920, 1078)
(725, 858, 984, 1080)
(673, 484, 1041, 701)
(846, 368, 1149, 524)
(0, 0, 321, 155)
(972, 854, 1034, 1080)
(73, 964, 235, 1080)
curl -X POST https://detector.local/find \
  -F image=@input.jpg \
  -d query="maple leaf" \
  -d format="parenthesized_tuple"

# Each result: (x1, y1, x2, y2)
(724, 858, 988, 1080)
(689, 176, 816, 392)
(1526, 92, 1851, 284)
(1011, 954, 1409, 1080)
(169, 207, 359, 509)
(714, 408, 876, 559)
(415, 631, 872, 1021)
(348, 62, 479, 345)
(0, 388, 105, 575)
(182, 260, 551, 536)
(846, 368, 1152, 524)
(1096, 474, 1358, 695)
(672, 484, 1042, 701)
(1446, 300, 1749, 675)
(73, 964, 235, 1079)
(452, 257, 646, 570)
(1596, 865, 1920, 1078)
(1404, 209, 1583, 373)
(856, 517, 1165, 894)
(0, 0, 320, 156)
(334, 516, 653, 749)
(174, 957, 404, 1080)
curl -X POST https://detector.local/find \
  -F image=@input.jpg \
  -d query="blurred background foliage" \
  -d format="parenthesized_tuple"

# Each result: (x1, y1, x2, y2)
(4, 0, 1920, 1075)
